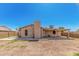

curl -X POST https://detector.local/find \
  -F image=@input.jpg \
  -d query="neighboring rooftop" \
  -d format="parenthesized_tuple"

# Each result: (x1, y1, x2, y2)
(0, 26, 12, 31)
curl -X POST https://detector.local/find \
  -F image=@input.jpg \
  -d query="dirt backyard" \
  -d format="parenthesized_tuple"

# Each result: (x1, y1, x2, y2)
(0, 38, 79, 56)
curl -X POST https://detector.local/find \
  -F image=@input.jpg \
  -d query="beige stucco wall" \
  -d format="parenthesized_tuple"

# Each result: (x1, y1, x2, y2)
(44, 31, 55, 37)
(41, 29, 45, 37)
(18, 21, 41, 38)
(57, 31, 61, 36)
(18, 21, 62, 38)
(19, 26, 34, 38)
(41, 29, 61, 37)
(18, 26, 62, 38)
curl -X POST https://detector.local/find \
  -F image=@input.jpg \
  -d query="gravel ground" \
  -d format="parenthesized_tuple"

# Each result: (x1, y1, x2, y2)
(0, 38, 79, 56)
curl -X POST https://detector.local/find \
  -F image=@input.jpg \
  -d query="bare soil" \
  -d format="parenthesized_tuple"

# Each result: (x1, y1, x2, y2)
(0, 38, 79, 56)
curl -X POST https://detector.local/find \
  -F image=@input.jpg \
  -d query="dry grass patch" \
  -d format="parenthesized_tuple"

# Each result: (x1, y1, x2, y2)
(18, 45, 27, 48)
(0, 45, 27, 49)
(0, 45, 5, 49)
(0, 40, 27, 50)
(6, 45, 27, 49)
(73, 52, 79, 56)
(0, 38, 79, 56)
(7, 40, 28, 44)
(7, 40, 18, 44)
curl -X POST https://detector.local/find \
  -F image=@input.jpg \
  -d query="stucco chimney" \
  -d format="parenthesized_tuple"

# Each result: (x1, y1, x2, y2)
(34, 20, 41, 39)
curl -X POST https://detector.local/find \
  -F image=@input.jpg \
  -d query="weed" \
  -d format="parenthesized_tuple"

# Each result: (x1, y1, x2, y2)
(8, 40, 18, 44)
(0, 45, 5, 48)
(19, 45, 26, 48)
(73, 53, 79, 56)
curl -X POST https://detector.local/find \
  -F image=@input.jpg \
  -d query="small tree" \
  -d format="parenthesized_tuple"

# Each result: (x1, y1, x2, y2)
(59, 27, 65, 32)
(76, 29, 79, 32)
(59, 27, 65, 29)
(49, 25, 54, 29)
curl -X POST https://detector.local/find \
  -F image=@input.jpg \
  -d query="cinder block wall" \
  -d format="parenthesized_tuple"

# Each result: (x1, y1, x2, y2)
(61, 32, 79, 38)
(0, 31, 16, 38)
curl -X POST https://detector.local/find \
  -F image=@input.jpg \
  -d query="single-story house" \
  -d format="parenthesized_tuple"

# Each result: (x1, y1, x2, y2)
(17, 21, 69, 39)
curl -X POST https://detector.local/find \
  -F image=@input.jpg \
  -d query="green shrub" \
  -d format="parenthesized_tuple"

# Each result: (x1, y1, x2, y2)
(73, 53, 79, 56)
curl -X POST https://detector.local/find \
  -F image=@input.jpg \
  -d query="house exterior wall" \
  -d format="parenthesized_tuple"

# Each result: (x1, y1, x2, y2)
(18, 27, 62, 38)
(43, 30, 61, 37)
(41, 29, 45, 37)
(19, 26, 34, 38)
(18, 21, 62, 38)
(41, 29, 62, 37)
(57, 31, 61, 36)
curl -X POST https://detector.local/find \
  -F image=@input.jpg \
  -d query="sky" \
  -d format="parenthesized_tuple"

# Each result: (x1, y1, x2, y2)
(0, 3, 79, 31)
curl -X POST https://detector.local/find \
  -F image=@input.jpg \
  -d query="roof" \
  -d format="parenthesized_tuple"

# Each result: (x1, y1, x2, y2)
(0, 26, 12, 31)
(43, 28, 59, 31)
(18, 24, 34, 30)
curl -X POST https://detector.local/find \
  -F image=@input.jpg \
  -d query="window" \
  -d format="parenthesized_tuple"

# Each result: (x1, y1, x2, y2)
(53, 30, 56, 34)
(25, 30, 28, 36)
